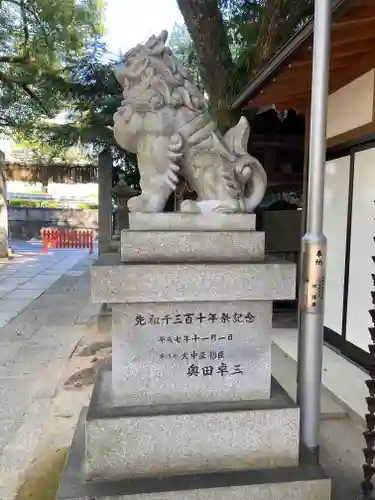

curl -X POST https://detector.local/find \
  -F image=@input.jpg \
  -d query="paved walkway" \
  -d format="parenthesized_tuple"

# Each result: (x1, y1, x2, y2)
(0, 241, 99, 499)
(0, 240, 95, 329)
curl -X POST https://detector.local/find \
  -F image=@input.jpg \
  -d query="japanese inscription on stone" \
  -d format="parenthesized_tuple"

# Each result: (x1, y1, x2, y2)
(111, 301, 272, 404)
(133, 311, 255, 326)
(132, 310, 255, 378)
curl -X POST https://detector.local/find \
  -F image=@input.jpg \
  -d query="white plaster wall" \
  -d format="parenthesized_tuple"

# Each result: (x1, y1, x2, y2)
(323, 156, 351, 334)
(345, 148, 375, 352)
(326, 70, 375, 139)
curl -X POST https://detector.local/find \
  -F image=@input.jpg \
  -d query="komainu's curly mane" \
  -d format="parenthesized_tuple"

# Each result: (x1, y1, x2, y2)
(113, 30, 267, 214)
(115, 30, 207, 114)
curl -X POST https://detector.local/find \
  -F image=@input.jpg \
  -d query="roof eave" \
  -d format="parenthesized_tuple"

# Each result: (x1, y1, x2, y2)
(231, 0, 349, 110)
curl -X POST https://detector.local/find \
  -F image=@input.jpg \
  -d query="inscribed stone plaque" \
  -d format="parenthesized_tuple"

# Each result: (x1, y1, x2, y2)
(112, 301, 272, 406)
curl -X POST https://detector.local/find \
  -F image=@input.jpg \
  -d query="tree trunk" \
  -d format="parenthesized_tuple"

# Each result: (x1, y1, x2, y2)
(255, 0, 284, 69)
(255, 0, 313, 70)
(176, 0, 235, 132)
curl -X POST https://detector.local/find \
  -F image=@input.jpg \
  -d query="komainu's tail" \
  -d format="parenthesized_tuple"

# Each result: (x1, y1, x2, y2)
(224, 116, 267, 213)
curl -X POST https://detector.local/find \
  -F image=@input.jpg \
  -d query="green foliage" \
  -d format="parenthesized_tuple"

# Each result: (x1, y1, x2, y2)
(12, 35, 140, 187)
(221, 0, 314, 68)
(0, 0, 102, 130)
(169, 24, 204, 92)
(2, 0, 313, 186)
(60, 43, 125, 155)
(8, 199, 98, 209)
(8, 199, 63, 208)
(0, 0, 137, 188)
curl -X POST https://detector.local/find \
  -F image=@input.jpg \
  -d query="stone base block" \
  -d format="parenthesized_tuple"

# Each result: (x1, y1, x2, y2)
(57, 409, 330, 500)
(111, 301, 272, 405)
(129, 213, 256, 231)
(120, 230, 265, 262)
(91, 253, 296, 304)
(84, 369, 299, 481)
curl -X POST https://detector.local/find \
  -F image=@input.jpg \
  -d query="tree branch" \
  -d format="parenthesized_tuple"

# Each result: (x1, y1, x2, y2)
(255, 0, 283, 68)
(0, 70, 49, 114)
(0, 55, 30, 63)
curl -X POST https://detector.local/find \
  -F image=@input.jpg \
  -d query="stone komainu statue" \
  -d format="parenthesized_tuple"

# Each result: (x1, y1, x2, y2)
(113, 30, 267, 214)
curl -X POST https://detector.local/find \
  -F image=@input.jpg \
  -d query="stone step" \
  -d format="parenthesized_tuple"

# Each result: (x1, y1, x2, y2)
(84, 369, 299, 481)
(120, 230, 265, 262)
(57, 409, 330, 500)
(91, 253, 296, 304)
(129, 213, 256, 231)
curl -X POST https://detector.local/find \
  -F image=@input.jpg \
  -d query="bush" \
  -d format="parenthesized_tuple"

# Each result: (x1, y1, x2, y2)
(77, 202, 98, 209)
(8, 199, 59, 208)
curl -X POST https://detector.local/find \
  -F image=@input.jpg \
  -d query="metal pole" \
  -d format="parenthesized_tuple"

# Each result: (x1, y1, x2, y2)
(297, 0, 332, 459)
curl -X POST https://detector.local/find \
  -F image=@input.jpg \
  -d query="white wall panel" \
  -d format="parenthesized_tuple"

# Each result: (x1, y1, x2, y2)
(346, 148, 375, 351)
(323, 156, 351, 333)
(327, 70, 374, 139)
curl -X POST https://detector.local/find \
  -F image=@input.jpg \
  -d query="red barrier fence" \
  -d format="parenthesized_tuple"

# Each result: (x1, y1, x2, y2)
(42, 228, 94, 254)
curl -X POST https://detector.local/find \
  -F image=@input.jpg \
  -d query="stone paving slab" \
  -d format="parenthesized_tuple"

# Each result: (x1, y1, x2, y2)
(18, 277, 61, 290)
(0, 242, 94, 326)
(0, 311, 18, 328)
(6, 289, 44, 300)
(0, 377, 36, 420)
(0, 298, 32, 313)
(0, 277, 29, 289)
(0, 418, 22, 450)
(0, 246, 94, 334)
(0, 312, 48, 341)
(0, 344, 59, 377)
(0, 342, 20, 364)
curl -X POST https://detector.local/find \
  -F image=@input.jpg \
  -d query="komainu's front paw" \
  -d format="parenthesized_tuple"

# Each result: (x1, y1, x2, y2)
(180, 199, 243, 214)
(161, 163, 180, 191)
(127, 194, 148, 212)
(180, 200, 200, 213)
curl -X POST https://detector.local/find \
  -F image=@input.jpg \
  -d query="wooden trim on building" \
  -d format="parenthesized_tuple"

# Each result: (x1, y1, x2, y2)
(5, 162, 98, 184)
(341, 153, 355, 342)
(237, 0, 375, 112)
(324, 327, 370, 371)
(326, 122, 375, 149)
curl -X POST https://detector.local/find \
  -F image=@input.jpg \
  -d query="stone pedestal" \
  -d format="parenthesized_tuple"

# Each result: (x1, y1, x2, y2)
(57, 213, 331, 500)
